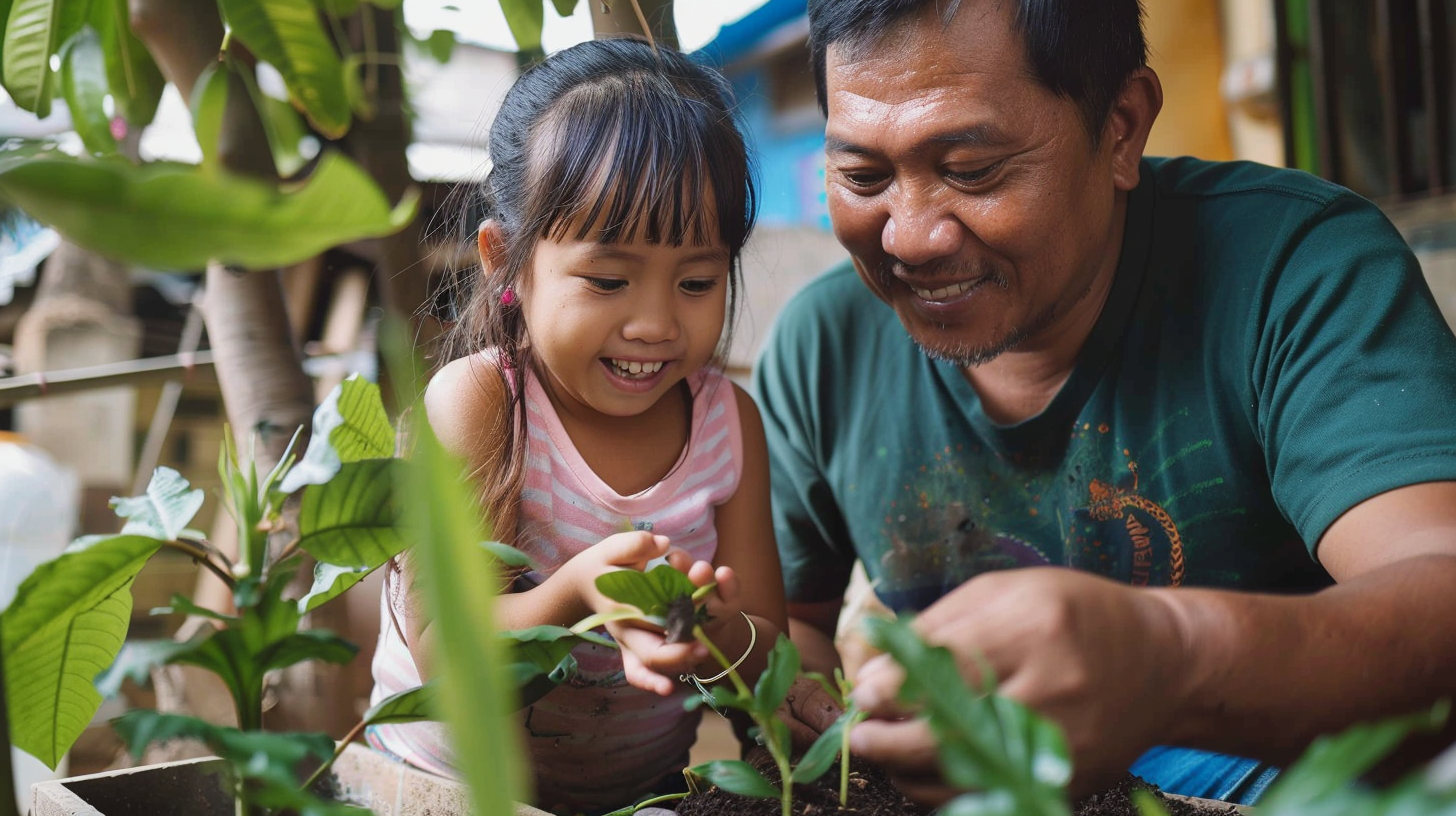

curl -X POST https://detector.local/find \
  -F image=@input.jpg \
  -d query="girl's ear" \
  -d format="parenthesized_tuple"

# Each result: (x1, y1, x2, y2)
(477, 219, 507, 271)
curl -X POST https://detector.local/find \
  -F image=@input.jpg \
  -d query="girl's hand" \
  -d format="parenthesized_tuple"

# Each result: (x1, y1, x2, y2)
(667, 549, 745, 647)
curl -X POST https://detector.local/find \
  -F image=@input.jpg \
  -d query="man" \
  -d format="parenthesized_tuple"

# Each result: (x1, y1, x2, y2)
(753, 0, 1456, 806)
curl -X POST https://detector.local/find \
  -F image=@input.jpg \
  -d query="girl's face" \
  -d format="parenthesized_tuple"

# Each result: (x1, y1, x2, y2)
(515, 227, 731, 421)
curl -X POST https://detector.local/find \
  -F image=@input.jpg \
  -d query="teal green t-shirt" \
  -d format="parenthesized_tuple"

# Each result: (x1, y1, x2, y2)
(754, 157, 1456, 612)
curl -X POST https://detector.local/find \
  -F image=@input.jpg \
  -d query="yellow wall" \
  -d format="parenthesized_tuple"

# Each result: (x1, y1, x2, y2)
(1144, 0, 1235, 160)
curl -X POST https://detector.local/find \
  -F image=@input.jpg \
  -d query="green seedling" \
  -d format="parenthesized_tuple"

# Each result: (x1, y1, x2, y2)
(1, 376, 423, 816)
(574, 565, 852, 816)
(799, 667, 866, 807)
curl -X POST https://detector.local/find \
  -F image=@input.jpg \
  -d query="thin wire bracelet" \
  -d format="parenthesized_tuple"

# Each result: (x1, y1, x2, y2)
(680, 611, 756, 717)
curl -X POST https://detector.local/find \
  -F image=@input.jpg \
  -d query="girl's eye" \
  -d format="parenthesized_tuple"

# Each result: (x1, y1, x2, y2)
(947, 160, 1005, 186)
(680, 278, 719, 295)
(584, 276, 626, 292)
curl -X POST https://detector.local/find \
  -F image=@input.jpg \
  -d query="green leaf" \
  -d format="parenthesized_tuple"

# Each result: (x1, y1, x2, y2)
(282, 375, 395, 493)
(1130, 789, 1172, 816)
(940, 790, 1021, 816)
(1, 533, 163, 768)
(548, 0, 576, 18)
(1259, 702, 1451, 811)
(95, 631, 210, 698)
(95, 0, 162, 126)
(255, 89, 312, 177)
(752, 634, 799, 718)
(497, 0, 543, 52)
(297, 561, 370, 613)
(296, 459, 404, 570)
(189, 62, 229, 170)
(687, 760, 779, 799)
(791, 710, 849, 784)
(362, 682, 438, 726)
(111, 466, 204, 541)
(217, 0, 350, 138)
(482, 540, 540, 571)
(59, 25, 117, 155)
(316, 0, 360, 15)
(112, 710, 335, 786)
(594, 564, 697, 617)
(341, 51, 374, 121)
(0, 150, 418, 271)
(388, 318, 525, 813)
(258, 630, 357, 673)
(424, 28, 453, 63)
(2, 0, 87, 117)
(154, 593, 238, 623)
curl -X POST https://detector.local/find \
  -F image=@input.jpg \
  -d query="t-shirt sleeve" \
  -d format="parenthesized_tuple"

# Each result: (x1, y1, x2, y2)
(1253, 192, 1456, 554)
(752, 280, 858, 604)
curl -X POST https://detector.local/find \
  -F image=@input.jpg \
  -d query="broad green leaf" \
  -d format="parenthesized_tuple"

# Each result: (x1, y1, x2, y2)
(0, 0, 15, 79)
(1259, 702, 1450, 812)
(752, 634, 799, 718)
(317, 0, 361, 15)
(0, 150, 418, 271)
(297, 562, 370, 613)
(281, 374, 395, 493)
(594, 564, 697, 617)
(258, 630, 357, 674)
(497, 0, 543, 52)
(389, 319, 525, 814)
(687, 760, 778, 799)
(341, 52, 374, 121)
(111, 466, 204, 541)
(255, 90, 312, 177)
(189, 62, 229, 170)
(153, 592, 238, 623)
(296, 459, 404, 569)
(548, 0, 576, 19)
(2, 0, 87, 117)
(363, 682, 438, 726)
(217, 0, 350, 137)
(113, 710, 335, 787)
(95, 0, 162, 126)
(791, 710, 849, 784)
(59, 26, 116, 155)
(505, 625, 612, 677)
(95, 631, 211, 698)
(1, 534, 163, 768)
(250, 783, 369, 816)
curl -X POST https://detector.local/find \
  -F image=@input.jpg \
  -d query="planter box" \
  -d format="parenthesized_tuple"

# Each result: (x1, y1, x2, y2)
(31, 742, 550, 816)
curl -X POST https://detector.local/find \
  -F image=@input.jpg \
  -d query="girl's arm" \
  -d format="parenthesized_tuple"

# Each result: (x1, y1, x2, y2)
(690, 384, 790, 684)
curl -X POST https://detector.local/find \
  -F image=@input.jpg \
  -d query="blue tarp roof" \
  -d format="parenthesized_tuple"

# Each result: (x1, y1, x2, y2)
(692, 0, 806, 66)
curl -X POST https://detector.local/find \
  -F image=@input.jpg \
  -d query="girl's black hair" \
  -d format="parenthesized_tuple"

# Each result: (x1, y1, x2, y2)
(806, 0, 1147, 140)
(431, 36, 757, 543)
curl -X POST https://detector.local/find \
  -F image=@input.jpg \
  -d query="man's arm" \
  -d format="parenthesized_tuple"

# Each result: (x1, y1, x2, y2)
(850, 482, 1456, 802)
(1161, 480, 1456, 761)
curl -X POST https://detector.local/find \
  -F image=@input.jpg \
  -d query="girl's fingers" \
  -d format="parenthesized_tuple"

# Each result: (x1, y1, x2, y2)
(665, 548, 694, 574)
(600, 532, 670, 568)
(620, 648, 673, 697)
(713, 566, 739, 603)
(687, 559, 715, 587)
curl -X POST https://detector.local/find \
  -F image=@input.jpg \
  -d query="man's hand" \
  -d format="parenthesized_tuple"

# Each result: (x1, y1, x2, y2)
(780, 675, 845, 751)
(848, 566, 1187, 803)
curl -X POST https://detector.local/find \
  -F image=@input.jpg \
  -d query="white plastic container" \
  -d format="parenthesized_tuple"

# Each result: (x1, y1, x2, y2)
(0, 431, 80, 813)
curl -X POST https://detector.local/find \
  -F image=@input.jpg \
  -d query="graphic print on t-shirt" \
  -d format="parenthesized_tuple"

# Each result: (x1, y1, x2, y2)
(870, 410, 1225, 611)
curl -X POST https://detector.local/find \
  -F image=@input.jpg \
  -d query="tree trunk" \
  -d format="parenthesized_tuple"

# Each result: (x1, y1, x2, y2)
(590, 0, 679, 47)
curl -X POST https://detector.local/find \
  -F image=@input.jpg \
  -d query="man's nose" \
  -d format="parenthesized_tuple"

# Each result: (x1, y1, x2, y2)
(882, 191, 965, 267)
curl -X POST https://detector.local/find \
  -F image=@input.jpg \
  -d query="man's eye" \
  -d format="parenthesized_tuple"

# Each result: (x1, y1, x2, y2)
(680, 278, 719, 295)
(584, 277, 626, 292)
(947, 160, 1005, 185)
(839, 169, 888, 189)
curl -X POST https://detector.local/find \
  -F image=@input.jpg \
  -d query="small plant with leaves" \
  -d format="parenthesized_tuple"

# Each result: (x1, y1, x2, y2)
(0, 375, 438, 816)
(514, 564, 856, 816)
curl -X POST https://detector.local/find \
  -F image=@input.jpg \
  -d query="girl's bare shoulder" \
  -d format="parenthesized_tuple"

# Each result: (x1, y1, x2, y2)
(423, 353, 509, 459)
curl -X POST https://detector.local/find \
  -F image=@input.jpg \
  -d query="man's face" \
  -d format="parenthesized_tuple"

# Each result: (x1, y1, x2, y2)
(823, 0, 1136, 368)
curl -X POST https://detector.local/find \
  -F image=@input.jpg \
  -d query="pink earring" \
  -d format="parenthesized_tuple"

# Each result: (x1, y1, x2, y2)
(500, 287, 516, 306)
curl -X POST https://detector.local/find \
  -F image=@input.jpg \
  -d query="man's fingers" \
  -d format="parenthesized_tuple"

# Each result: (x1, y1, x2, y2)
(848, 717, 941, 777)
(849, 653, 911, 716)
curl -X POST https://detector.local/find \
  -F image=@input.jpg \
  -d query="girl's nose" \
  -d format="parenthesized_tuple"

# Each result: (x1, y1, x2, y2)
(622, 297, 680, 344)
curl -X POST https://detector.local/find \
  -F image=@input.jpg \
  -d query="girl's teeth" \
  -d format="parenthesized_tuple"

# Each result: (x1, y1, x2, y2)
(609, 359, 663, 377)
(912, 280, 975, 300)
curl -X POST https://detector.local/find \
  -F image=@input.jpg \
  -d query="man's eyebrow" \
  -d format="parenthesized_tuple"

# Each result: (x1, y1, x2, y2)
(825, 125, 1014, 157)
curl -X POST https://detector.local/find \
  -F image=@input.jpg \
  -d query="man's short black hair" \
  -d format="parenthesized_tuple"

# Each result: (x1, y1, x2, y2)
(807, 0, 1147, 139)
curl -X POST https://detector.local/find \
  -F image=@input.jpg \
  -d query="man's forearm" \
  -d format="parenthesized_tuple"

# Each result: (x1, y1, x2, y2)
(1158, 553, 1456, 763)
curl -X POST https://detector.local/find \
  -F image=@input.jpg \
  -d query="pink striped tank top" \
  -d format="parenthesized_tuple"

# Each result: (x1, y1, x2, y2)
(369, 358, 744, 814)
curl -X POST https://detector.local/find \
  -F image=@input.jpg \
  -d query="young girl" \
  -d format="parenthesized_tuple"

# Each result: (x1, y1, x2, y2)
(369, 37, 788, 815)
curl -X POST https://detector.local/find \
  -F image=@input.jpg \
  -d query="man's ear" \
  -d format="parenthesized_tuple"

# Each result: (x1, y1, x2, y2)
(1104, 66, 1163, 192)
(477, 219, 507, 271)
